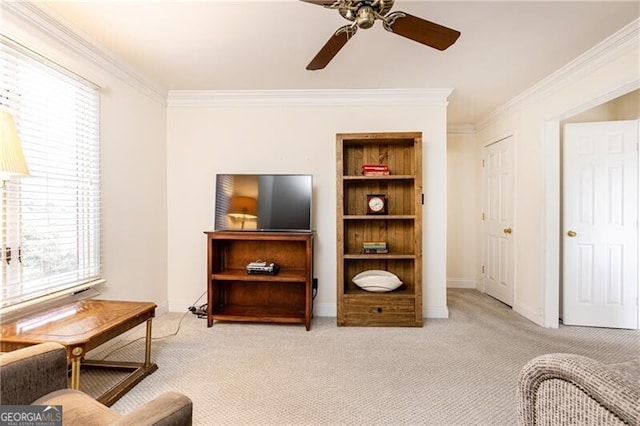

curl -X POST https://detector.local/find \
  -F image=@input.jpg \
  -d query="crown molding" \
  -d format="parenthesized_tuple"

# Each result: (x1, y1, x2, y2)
(2, 1, 168, 104)
(447, 124, 476, 135)
(167, 88, 453, 108)
(476, 18, 640, 131)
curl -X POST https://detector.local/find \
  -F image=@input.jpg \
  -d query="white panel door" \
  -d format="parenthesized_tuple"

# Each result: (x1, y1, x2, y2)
(483, 136, 514, 306)
(563, 120, 638, 329)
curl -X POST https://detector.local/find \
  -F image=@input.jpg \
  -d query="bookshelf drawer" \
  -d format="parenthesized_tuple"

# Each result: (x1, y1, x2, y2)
(339, 296, 419, 327)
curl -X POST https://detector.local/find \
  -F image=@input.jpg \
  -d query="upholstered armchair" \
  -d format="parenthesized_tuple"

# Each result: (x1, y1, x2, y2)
(0, 342, 192, 426)
(517, 353, 640, 426)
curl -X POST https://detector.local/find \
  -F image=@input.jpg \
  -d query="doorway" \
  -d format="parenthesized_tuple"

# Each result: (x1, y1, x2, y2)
(542, 89, 640, 329)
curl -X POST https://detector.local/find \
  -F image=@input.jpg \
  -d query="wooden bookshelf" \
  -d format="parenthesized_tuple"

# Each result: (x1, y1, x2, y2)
(336, 132, 423, 327)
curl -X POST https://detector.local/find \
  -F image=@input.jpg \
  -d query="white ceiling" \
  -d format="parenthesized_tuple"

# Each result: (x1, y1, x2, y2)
(34, 1, 640, 125)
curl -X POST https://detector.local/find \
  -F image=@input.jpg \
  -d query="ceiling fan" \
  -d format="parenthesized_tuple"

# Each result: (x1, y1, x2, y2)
(301, 0, 461, 70)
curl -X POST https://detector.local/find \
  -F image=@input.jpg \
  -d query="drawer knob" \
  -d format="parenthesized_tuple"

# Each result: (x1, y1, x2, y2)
(376, 307, 383, 313)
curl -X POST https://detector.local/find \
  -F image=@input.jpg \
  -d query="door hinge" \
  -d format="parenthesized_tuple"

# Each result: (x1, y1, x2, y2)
(481, 265, 485, 274)
(421, 194, 424, 205)
(481, 212, 485, 221)
(482, 159, 485, 167)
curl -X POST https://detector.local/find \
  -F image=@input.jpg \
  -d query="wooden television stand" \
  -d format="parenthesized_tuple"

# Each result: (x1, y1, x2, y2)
(205, 231, 314, 330)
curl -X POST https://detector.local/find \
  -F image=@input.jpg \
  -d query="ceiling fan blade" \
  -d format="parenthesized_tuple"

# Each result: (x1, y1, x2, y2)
(306, 26, 357, 70)
(386, 12, 460, 51)
(299, 0, 339, 6)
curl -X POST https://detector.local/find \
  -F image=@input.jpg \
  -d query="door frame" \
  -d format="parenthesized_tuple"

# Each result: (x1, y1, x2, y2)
(542, 82, 640, 328)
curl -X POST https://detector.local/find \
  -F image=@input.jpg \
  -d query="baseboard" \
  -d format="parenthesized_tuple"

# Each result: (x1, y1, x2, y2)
(155, 301, 169, 316)
(168, 299, 205, 315)
(167, 302, 449, 320)
(313, 303, 337, 317)
(167, 300, 338, 317)
(447, 279, 478, 289)
(425, 305, 449, 319)
(513, 303, 544, 327)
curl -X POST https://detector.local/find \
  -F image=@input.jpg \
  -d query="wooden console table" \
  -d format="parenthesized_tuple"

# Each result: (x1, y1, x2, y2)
(0, 299, 158, 406)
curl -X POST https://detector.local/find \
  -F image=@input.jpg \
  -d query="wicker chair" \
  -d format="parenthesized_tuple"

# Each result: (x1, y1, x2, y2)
(517, 353, 640, 426)
(0, 342, 192, 426)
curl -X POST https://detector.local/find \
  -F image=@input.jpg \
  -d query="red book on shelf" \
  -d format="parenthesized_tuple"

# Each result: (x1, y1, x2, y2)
(362, 165, 390, 176)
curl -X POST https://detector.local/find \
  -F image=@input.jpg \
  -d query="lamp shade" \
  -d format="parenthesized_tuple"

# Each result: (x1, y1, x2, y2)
(227, 196, 257, 219)
(0, 111, 29, 181)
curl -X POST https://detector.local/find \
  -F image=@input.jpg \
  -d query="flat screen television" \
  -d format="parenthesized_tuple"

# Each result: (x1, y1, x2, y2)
(214, 174, 312, 232)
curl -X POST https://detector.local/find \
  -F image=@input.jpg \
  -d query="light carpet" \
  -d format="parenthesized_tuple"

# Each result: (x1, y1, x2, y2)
(81, 289, 640, 425)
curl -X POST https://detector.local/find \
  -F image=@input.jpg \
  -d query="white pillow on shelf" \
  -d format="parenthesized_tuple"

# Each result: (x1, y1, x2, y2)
(352, 270, 403, 292)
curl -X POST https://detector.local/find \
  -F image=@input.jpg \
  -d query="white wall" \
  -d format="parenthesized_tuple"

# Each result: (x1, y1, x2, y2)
(3, 4, 170, 312)
(614, 90, 640, 119)
(475, 20, 639, 326)
(565, 89, 639, 123)
(446, 130, 480, 289)
(166, 95, 451, 318)
(99, 88, 168, 306)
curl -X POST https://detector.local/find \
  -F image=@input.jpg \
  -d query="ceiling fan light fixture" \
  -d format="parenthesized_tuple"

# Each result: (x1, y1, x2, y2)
(342, 8, 355, 21)
(356, 6, 375, 29)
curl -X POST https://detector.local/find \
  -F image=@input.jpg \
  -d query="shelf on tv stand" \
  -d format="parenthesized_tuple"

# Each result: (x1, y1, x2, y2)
(211, 268, 308, 282)
(212, 304, 306, 324)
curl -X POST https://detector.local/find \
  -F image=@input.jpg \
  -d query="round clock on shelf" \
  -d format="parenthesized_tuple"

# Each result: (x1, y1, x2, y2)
(366, 194, 387, 215)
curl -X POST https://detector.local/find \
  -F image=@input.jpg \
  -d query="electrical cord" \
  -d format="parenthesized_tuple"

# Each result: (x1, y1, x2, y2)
(96, 290, 207, 361)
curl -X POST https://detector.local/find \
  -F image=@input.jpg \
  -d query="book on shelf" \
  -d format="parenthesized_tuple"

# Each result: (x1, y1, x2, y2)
(361, 164, 390, 176)
(363, 170, 390, 176)
(363, 241, 387, 251)
(363, 241, 387, 246)
(362, 248, 389, 254)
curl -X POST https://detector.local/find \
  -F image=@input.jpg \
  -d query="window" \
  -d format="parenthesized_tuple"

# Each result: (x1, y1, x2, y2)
(1, 36, 102, 314)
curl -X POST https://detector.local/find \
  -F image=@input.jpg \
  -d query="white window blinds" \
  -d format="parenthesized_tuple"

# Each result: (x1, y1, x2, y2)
(1, 36, 102, 311)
